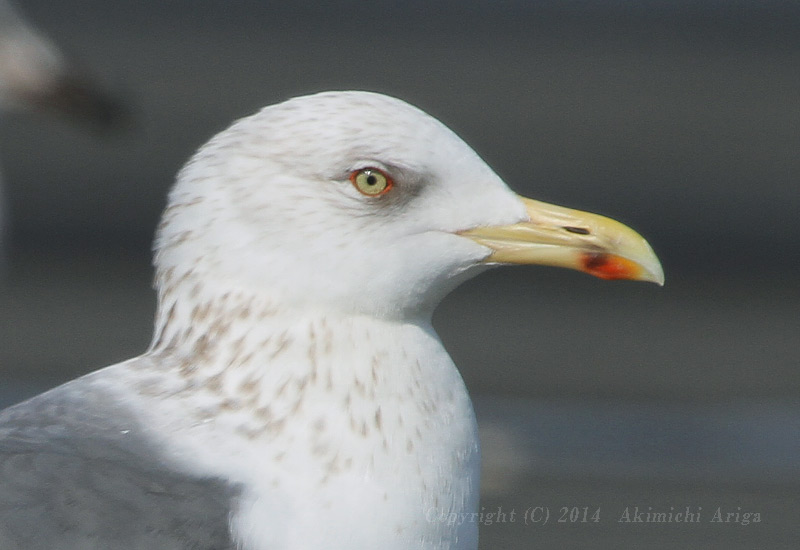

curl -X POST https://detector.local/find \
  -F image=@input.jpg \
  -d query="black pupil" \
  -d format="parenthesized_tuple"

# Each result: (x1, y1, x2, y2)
(366, 174, 378, 186)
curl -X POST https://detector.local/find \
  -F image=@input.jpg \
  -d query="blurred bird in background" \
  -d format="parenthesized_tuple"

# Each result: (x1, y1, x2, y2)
(0, 0, 125, 269)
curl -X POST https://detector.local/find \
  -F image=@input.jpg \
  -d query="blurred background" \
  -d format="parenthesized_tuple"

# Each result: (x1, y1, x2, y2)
(0, 1, 798, 548)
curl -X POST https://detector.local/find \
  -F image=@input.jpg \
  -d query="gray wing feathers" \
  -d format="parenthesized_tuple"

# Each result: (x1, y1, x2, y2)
(0, 382, 241, 550)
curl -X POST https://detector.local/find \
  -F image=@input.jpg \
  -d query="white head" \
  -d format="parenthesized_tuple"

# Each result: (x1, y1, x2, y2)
(154, 91, 662, 323)
(154, 91, 526, 319)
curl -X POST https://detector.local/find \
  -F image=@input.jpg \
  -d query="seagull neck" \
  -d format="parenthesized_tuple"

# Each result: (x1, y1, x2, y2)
(147, 273, 434, 364)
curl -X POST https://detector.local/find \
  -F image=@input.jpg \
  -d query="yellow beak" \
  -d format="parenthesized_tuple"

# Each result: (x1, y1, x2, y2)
(460, 196, 664, 285)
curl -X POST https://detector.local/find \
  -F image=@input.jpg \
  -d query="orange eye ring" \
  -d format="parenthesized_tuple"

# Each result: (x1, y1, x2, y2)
(349, 168, 394, 196)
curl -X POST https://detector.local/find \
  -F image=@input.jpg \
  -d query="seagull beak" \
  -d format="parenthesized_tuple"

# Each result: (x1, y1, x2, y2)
(460, 195, 664, 285)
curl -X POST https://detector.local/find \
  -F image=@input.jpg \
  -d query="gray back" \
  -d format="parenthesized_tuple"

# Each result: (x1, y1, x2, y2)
(0, 381, 242, 550)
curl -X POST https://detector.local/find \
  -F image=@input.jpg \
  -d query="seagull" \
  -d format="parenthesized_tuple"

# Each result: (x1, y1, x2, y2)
(0, 91, 663, 550)
(0, 0, 124, 267)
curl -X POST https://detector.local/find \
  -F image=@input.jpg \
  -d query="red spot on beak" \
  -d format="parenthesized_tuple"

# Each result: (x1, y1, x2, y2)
(580, 252, 642, 280)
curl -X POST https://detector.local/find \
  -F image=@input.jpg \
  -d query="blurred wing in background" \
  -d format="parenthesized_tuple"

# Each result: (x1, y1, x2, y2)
(0, 0, 124, 123)
(0, 0, 126, 268)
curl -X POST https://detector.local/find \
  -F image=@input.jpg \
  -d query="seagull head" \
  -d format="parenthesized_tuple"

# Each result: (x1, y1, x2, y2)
(155, 91, 662, 320)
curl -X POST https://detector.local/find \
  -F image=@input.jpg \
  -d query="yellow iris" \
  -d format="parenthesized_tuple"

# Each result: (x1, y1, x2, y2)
(350, 168, 392, 196)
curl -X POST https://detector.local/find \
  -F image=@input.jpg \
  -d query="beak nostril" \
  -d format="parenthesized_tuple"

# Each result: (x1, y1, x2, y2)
(563, 226, 591, 235)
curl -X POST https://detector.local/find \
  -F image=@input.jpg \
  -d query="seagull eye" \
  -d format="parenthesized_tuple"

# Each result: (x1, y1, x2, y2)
(350, 168, 393, 196)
